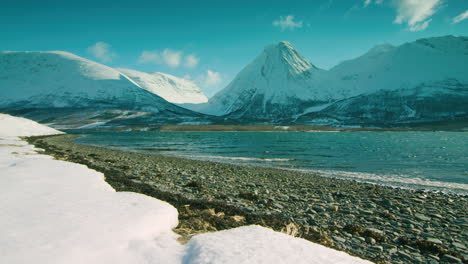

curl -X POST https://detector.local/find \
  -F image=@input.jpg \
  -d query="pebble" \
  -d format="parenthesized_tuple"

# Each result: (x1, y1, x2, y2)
(333, 236, 346, 243)
(414, 213, 431, 221)
(366, 237, 376, 244)
(440, 255, 462, 263)
(35, 135, 468, 264)
(426, 238, 443, 245)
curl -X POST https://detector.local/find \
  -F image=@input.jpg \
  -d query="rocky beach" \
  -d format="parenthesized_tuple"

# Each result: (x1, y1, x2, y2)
(27, 134, 468, 264)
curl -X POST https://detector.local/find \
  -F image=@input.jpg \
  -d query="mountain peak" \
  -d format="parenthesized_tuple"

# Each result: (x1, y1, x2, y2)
(260, 41, 314, 76)
(264, 41, 298, 56)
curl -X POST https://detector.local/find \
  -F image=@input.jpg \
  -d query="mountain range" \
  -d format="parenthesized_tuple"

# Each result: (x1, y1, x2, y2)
(0, 51, 212, 128)
(0, 35, 467, 129)
(197, 35, 468, 127)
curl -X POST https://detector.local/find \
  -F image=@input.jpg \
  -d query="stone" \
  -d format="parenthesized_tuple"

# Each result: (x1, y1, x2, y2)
(366, 237, 376, 245)
(312, 205, 325, 212)
(273, 203, 284, 209)
(452, 242, 466, 250)
(365, 227, 385, 236)
(440, 255, 462, 263)
(333, 236, 346, 243)
(426, 238, 443, 245)
(397, 251, 412, 261)
(414, 213, 431, 221)
(370, 245, 383, 252)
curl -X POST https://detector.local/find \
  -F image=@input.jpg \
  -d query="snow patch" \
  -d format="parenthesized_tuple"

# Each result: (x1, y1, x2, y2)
(183, 225, 371, 264)
(118, 68, 208, 104)
(0, 114, 372, 264)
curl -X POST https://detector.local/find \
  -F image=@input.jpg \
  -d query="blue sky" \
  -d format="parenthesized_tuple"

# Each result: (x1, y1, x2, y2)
(1, 0, 467, 97)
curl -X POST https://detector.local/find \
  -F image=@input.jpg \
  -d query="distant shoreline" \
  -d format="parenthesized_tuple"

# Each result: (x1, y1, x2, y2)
(27, 134, 468, 263)
(64, 124, 468, 133)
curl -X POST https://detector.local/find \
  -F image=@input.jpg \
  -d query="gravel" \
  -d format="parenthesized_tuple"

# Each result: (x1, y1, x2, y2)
(27, 134, 468, 264)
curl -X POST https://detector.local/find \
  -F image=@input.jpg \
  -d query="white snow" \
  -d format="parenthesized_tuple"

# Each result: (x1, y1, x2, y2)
(0, 114, 183, 264)
(184, 225, 369, 264)
(118, 68, 208, 104)
(204, 35, 468, 118)
(0, 51, 183, 113)
(0, 113, 64, 137)
(0, 113, 372, 264)
(205, 41, 333, 116)
(328, 35, 468, 98)
(0, 51, 137, 105)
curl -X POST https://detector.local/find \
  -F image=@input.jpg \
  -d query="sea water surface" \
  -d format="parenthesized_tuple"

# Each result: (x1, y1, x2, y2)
(70, 131, 468, 194)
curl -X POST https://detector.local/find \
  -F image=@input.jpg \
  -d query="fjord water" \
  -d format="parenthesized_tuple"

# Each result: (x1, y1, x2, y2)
(73, 131, 468, 194)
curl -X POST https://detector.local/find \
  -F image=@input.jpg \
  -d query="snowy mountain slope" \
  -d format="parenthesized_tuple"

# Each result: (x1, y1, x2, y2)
(327, 35, 468, 98)
(296, 79, 468, 126)
(204, 41, 334, 120)
(0, 51, 175, 111)
(0, 51, 212, 127)
(294, 35, 468, 126)
(117, 68, 208, 104)
(202, 36, 468, 125)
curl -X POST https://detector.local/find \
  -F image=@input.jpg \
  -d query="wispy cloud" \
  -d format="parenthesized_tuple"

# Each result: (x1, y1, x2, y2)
(393, 0, 443, 31)
(364, 0, 383, 7)
(160, 49, 182, 68)
(273, 15, 303, 31)
(184, 54, 199, 68)
(138, 49, 199, 68)
(87, 42, 116, 63)
(204, 70, 222, 86)
(452, 10, 468, 24)
(196, 70, 223, 87)
(138, 51, 161, 64)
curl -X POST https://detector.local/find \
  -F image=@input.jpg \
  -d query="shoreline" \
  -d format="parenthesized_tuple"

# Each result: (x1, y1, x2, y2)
(27, 134, 468, 264)
(63, 124, 468, 132)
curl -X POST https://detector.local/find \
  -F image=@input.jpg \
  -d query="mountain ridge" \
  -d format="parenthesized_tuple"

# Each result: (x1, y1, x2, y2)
(0, 51, 213, 128)
(202, 35, 468, 126)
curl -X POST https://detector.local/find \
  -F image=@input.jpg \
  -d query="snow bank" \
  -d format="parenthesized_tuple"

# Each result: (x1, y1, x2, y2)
(0, 114, 371, 264)
(0, 114, 182, 264)
(183, 225, 370, 264)
(0, 113, 64, 137)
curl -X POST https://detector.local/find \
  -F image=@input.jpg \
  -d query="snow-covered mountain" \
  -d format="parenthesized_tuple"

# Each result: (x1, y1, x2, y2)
(327, 35, 468, 97)
(0, 51, 210, 127)
(204, 41, 333, 120)
(117, 68, 208, 104)
(296, 35, 468, 126)
(201, 36, 468, 126)
(296, 79, 468, 126)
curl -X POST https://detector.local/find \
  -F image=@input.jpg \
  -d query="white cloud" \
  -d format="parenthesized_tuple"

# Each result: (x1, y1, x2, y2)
(204, 70, 222, 86)
(393, 0, 442, 31)
(138, 51, 161, 64)
(87, 42, 116, 63)
(452, 10, 468, 24)
(138, 50, 199, 68)
(408, 18, 431, 31)
(196, 70, 223, 87)
(160, 49, 182, 68)
(364, 0, 383, 7)
(184, 54, 199, 68)
(273, 15, 303, 31)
